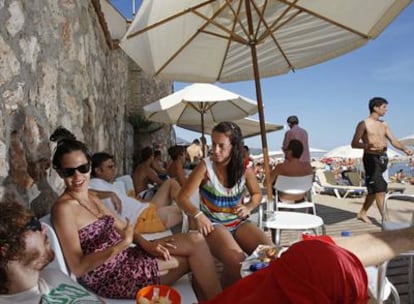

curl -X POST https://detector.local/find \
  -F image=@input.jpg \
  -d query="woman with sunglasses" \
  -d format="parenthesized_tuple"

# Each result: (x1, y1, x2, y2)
(177, 121, 273, 287)
(49, 127, 221, 300)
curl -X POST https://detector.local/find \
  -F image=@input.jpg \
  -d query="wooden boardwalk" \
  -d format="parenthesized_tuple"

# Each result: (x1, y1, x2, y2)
(269, 189, 414, 303)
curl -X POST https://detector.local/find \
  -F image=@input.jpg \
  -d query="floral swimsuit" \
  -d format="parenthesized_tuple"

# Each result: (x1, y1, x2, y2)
(77, 215, 159, 298)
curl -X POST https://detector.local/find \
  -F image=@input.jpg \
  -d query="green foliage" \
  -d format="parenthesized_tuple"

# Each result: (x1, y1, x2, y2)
(128, 113, 164, 134)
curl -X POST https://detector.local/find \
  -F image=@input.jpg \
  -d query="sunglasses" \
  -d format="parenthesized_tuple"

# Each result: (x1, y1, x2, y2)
(22, 216, 42, 232)
(59, 162, 91, 178)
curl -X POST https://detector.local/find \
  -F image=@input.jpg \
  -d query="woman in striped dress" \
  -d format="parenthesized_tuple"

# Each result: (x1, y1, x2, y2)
(177, 121, 273, 287)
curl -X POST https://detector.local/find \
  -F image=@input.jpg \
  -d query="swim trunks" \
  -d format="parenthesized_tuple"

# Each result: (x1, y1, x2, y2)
(363, 153, 388, 194)
(135, 203, 166, 233)
(138, 187, 157, 200)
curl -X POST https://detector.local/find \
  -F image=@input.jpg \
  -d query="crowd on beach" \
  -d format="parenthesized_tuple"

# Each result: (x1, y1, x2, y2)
(2, 98, 414, 303)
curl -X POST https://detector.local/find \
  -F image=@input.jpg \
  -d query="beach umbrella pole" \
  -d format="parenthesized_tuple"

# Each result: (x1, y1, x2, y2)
(245, 0, 273, 204)
(201, 109, 206, 158)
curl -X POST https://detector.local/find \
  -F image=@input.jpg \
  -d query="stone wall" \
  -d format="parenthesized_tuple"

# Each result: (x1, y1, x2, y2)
(0, 0, 149, 217)
(126, 57, 173, 168)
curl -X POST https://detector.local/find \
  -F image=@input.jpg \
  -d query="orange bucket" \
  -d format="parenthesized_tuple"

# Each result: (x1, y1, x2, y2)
(136, 285, 181, 304)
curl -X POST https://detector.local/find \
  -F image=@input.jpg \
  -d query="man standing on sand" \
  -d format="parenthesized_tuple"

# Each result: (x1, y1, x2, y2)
(351, 97, 412, 223)
(282, 115, 310, 163)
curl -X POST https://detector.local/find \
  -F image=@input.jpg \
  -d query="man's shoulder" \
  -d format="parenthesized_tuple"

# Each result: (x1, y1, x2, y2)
(272, 163, 284, 173)
(40, 268, 76, 283)
(90, 177, 110, 183)
(135, 163, 153, 176)
(89, 177, 113, 188)
(296, 125, 308, 134)
(40, 269, 101, 302)
(0, 269, 100, 304)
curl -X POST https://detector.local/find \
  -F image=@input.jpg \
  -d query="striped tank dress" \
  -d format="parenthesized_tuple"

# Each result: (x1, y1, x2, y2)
(199, 158, 247, 231)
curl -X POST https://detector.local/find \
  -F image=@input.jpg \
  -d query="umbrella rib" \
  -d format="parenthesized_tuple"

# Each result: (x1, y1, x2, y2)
(223, 0, 251, 42)
(193, 0, 250, 45)
(176, 103, 199, 124)
(253, 1, 299, 70)
(126, 0, 217, 39)
(251, 0, 270, 40)
(186, 101, 216, 115)
(255, 0, 300, 43)
(155, 1, 247, 77)
(217, 0, 245, 80)
(153, 5, 229, 77)
(277, 0, 370, 38)
(194, 1, 250, 81)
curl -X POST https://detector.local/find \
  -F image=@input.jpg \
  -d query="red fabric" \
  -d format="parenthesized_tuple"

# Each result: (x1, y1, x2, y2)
(201, 240, 368, 304)
(301, 233, 336, 244)
(244, 158, 252, 169)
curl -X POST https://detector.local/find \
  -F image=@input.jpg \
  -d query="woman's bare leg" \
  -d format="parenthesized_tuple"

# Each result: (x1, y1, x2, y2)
(334, 227, 414, 266)
(234, 222, 273, 255)
(159, 231, 222, 300)
(205, 225, 246, 287)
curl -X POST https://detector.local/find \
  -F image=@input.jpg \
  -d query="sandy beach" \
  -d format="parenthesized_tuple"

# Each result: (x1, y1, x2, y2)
(313, 182, 414, 236)
(265, 181, 414, 247)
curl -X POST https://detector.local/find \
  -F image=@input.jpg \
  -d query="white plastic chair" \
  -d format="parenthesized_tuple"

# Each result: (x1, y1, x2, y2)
(273, 175, 316, 214)
(380, 193, 414, 303)
(40, 214, 197, 303)
(366, 263, 400, 303)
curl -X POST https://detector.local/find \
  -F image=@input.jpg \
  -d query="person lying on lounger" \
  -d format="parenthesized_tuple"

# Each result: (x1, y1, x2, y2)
(89, 152, 182, 234)
(0, 200, 103, 303)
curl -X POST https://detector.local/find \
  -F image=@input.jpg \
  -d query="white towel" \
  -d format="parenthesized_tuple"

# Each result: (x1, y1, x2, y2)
(89, 177, 149, 226)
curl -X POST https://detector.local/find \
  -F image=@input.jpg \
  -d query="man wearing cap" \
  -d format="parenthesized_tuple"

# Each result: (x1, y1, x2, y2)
(282, 115, 310, 163)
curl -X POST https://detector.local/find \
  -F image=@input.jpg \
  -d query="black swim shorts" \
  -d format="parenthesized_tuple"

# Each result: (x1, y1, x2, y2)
(363, 153, 388, 194)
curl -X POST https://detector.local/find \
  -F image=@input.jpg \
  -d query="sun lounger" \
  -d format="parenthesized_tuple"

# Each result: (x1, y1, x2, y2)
(343, 171, 364, 187)
(343, 171, 406, 195)
(314, 170, 366, 199)
(387, 184, 406, 194)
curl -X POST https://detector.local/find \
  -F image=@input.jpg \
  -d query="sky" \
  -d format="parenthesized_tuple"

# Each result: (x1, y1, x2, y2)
(111, 1, 414, 153)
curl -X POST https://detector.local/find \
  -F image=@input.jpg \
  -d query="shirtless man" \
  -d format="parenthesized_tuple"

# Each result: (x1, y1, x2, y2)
(152, 149, 168, 179)
(167, 145, 188, 187)
(351, 97, 412, 223)
(266, 139, 313, 202)
(133, 146, 166, 200)
(186, 139, 203, 163)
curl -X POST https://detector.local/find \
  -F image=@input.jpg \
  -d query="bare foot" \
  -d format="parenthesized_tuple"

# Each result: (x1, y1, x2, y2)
(357, 213, 372, 224)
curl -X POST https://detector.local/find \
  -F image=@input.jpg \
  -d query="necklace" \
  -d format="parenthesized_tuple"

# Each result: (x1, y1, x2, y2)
(67, 191, 101, 218)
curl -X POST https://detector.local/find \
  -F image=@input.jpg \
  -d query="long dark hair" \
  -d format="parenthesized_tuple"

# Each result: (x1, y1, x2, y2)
(50, 126, 91, 170)
(212, 121, 245, 187)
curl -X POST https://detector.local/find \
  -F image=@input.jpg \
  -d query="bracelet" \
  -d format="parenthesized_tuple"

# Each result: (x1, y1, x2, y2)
(193, 211, 203, 219)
